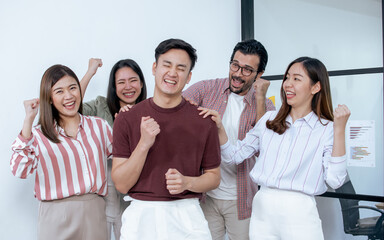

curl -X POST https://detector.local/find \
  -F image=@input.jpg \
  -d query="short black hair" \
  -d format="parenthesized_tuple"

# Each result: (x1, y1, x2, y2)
(155, 38, 197, 71)
(230, 39, 268, 74)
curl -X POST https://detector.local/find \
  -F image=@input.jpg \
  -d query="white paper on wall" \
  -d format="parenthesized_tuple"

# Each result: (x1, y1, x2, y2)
(346, 120, 375, 167)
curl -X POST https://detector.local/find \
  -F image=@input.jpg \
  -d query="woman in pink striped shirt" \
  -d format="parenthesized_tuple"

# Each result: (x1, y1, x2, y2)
(10, 64, 113, 240)
(201, 57, 351, 240)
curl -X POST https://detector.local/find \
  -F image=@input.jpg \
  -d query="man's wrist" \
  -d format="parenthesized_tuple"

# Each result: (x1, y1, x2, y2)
(255, 94, 267, 101)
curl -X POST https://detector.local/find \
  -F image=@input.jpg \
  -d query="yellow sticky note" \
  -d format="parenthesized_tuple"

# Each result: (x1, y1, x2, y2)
(268, 96, 275, 106)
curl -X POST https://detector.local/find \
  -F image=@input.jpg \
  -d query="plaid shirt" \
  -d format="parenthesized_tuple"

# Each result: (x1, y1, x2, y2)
(183, 78, 275, 219)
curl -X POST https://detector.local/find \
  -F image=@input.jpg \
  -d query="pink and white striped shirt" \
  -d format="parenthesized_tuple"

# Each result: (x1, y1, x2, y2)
(221, 111, 347, 196)
(10, 114, 113, 201)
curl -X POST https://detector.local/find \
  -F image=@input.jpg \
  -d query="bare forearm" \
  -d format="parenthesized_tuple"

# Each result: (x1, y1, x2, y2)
(218, 126, 228, 146)
(256, 97, 266, 122)
(21, 117, 34, 139)
(80, 72, 94, 97)
(80, 58, 103, 97)
(332, 128, 346, 157)
(112, 142, 151, 193)
(184, 167, 220, 193)
(332, 104, 350, 157)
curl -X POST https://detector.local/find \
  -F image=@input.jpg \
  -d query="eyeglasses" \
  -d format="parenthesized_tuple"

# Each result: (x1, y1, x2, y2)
(229, 61, 256, 76)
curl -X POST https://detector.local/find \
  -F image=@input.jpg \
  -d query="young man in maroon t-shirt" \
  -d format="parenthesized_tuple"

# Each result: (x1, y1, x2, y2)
(112, 38, 221, 240)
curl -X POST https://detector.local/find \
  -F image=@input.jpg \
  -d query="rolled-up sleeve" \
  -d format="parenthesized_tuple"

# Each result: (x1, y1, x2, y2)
(322, 127, 347, 189)
(10, 133, 39, 179)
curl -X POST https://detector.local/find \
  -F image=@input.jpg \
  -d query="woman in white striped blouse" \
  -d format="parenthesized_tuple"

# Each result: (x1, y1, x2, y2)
(10, 64, 112, 240)
(200, 57, 351, 240)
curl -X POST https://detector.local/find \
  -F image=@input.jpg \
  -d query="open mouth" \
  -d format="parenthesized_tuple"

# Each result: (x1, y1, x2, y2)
(164, 79, 177, 85)
(123, 92, 135, 97)
(285, 91, 295, 99)
(231, 77, 245, 88)
(63, 101, 76, 109)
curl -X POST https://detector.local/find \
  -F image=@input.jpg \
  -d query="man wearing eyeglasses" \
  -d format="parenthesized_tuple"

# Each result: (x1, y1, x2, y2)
(183, 39, 275, 240)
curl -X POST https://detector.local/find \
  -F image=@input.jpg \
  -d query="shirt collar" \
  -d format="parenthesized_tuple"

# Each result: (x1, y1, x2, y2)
(286, 111, 318, 129)
(55, 113, 84, 136)
(78, 114, 84, 128)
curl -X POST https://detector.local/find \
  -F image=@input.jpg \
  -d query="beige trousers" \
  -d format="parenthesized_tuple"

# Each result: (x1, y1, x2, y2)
(38, 194, 107, 240)
(201, 195, 250, 240)
(105, 161, 130, 240)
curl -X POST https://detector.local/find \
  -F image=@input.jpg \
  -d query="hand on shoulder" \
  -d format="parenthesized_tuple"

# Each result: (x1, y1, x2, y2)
(114, 104, 133, 118)
(198, 107, 223, 130)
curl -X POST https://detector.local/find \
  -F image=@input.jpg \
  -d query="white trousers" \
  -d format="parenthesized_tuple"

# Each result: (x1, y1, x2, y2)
(121, 198, 212, 240)
(249, 187, 324, 240)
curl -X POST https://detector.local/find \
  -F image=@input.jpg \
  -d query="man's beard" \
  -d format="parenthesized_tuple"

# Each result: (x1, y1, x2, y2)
(229, 76, 254, 95)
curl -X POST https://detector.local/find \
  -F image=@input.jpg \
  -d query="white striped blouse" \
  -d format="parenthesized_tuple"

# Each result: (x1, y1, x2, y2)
(10, 114, 113, 201)
(221, 111, 347, 196)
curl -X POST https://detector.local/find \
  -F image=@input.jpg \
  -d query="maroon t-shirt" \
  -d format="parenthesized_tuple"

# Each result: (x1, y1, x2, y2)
(113, 98, 221, 201)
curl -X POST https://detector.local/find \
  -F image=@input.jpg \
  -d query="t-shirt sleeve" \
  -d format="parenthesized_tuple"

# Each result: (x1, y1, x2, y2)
(201, 120, 221, 170)
(112, 113, 131, 158)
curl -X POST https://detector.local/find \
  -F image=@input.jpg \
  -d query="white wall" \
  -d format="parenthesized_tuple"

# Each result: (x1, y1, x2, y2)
(255, 0, 383, 239)
(0, 1, 240, 239)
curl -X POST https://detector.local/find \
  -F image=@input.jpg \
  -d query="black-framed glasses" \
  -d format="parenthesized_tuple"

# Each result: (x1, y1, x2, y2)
(229, 61, 256, 76)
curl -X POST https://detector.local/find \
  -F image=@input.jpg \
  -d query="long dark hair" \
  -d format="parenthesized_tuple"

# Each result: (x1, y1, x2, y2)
(106, 59, 147, 119)
(38, 64, 83, 143)
(266, 57, 334, 134)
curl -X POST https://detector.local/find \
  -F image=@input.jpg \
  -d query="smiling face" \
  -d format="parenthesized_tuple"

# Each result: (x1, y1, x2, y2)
(115, 67, 143, 107)
(283, 62, 320, 112)
(152, 48, 192, 98)
(51, 75, 81, 121)
(229, 51, 261, 96)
